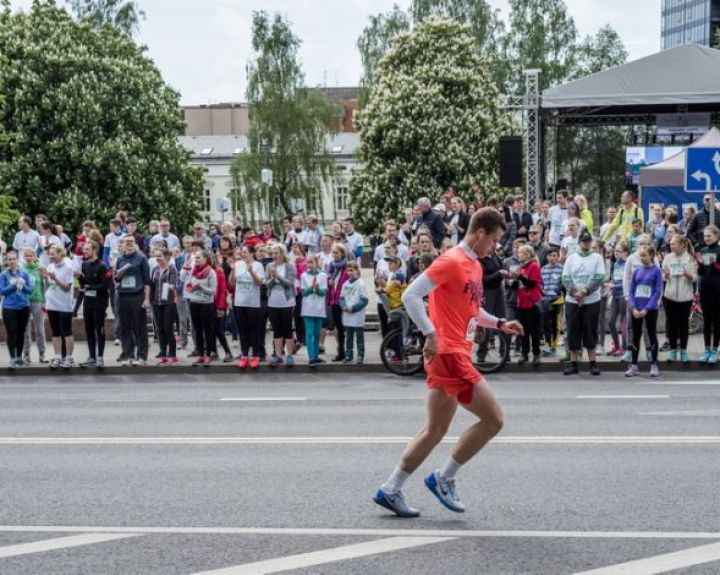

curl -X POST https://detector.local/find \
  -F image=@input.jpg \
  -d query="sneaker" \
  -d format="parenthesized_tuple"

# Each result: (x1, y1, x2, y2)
(308, 358, 319, 368)
(518, 354, 529, 365)
(80, 358, 97, 369)
(269, 355, 283, 368)
(8, 358, 18, 370)
(121, 358, 133, 367)
(157, 357, 168, 366)
(425, 471, 465, 513)
(342, 356, 354, 364)
(589, 363, 601, 376)
(532, 354, 541, 368)
(202, 355, 213, 366)
(699, 349, 711, 363)
(132, 358, 147, 367)
(62, 357, 75, 369)
(192, 356, 206, 366)
(39, 353, 48, 363)
(14, 357, 27, 368)
(237, 357, 249, 369)
(114, 339, 121, 346)
(165, 357, 179, 366)
(710, 349, 719, 365)
(95, 357, 105, 368)
(625, 364, 640, 377)
(223, 352, 233, 363)
(332, 354, 346, 362)
(667, 349, 677, 363)
(22, 355, 31, 365)
(209, 351, 219, 361)
(563, 362, 578, 376)
(596, 346, 606, 356)
(356, 355, 364, 365)
(620, 350, 632, 363)
(285, 355, 295, 367)
(650, 363, 660, 378)
(541, 347, 556, 357)
(249, 356, 261, 369)
(49, 357, 61, 369)
(660, 341, 671, 352)
(372, 488, 420, 518)
(680, 350, 690, 364)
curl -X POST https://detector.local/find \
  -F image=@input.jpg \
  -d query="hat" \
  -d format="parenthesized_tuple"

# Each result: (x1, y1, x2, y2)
(579, 231, 592, 242)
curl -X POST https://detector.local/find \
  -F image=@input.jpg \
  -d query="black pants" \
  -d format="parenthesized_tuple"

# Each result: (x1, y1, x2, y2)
(214, 313, 232, 355)
(256, 305, 268, 360)
(517, 306, 542, 356)
(189, 302, 216, 356)
(269, 307, 294, 340)
(331, 304, 345, 357)
(293, 295, 305, 344)
(153, 304, 177, 358)
(700, 287, 720, 348)
(118, 293, 148, 360)
(3, 307, 30, 359)
(631, 309, 659, 364)
(377, 304, 389, 337)
(234, 306, 262, 357)
(542, 303, 562, 347)
(663, 298, 692, 351)
(84, 307, 106, 359)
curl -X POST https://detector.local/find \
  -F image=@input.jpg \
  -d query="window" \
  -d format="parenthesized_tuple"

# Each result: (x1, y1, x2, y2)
(200, 147, 213, 155)
(335, 186, 348, 211)
(204, 189, 211, 212)
(331, 145, 344, 154)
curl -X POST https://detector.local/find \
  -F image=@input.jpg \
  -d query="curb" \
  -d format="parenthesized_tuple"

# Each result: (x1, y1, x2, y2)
(1, 361, 716, 378)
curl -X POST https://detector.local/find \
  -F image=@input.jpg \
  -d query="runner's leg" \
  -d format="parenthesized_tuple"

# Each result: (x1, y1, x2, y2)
(450, 379, 504, 464)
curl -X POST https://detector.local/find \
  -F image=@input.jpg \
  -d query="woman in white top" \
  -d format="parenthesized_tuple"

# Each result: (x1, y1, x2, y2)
(231, 245, 265, 369)
(265, 244, 297, 367)
(37, 222, 63, 267)
(300, 255, 328, 367)
(42, 245, 75, 369)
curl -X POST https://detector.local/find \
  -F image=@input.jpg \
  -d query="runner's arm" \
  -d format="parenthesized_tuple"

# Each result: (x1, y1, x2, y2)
(401, 272, 436, 335)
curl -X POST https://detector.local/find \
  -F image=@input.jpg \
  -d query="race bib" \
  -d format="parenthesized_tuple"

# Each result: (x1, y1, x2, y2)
(613, 268, 624, 281)
(120, 275, 137, 289)
(635, 285, 652, 299)
(574, 274, 591, 288)
(553, 223, 562, 233)
(85, 290, 97, 298)
(702, 253, 717, 266)
(669, 263, 685, 277)
(238, 280, 253, 292)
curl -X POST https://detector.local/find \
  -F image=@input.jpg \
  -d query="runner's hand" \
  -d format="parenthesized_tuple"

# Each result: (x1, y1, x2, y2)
(499, 320, 524, 337)
(423, 333, 438, 363)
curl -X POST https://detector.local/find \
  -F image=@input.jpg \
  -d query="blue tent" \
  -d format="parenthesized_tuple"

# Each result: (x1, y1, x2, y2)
(640, 128, 720, 217)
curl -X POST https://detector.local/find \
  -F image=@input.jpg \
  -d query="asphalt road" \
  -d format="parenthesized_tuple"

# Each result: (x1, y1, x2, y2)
(0, 371, 719, 574)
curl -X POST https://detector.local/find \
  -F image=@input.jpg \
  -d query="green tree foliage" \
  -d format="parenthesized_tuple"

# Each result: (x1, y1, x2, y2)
(0, 0, 202, 233)
(67, 0, 145, 36)
(350, 18, 512, 232)
(0, 81, 21, 231)
(231, 11, 341, 224)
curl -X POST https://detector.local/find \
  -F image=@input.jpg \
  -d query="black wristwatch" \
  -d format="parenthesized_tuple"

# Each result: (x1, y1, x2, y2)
(496, 318, 506, 330)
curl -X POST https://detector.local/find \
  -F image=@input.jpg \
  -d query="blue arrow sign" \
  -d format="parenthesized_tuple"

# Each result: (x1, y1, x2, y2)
(685, 147, 720, 193)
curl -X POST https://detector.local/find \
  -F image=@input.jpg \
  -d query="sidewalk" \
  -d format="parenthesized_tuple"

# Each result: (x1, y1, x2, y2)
(5, 331, 716, 377)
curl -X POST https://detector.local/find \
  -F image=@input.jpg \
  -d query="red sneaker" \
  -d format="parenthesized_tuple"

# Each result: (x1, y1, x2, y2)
(192, 356, 206, 366)
(157, 357, 168, 366)
(166, 357, 179, 366)
(237, 357, 249, 369)
(203, 355, 212, 366)
(249, 356, 260, 369)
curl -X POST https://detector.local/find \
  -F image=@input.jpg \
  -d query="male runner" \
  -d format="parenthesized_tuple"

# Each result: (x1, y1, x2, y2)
(373, 207, 524, 517)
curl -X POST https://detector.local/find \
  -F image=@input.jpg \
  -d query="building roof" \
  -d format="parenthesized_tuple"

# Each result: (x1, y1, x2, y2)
(640, 127, 720, 187)
(318, 86, 360, 101)
(179, 132, 360, 159)
(543, 44, 720, 111)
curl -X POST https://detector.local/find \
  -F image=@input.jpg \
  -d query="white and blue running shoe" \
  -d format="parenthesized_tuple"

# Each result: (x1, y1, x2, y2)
(373, 488, 420, 518)
(424, 471, 465, 513)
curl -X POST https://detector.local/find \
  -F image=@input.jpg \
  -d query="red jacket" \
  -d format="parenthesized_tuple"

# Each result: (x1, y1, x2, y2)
(214, 266, 228, 312)
(517, 259, 543, 309)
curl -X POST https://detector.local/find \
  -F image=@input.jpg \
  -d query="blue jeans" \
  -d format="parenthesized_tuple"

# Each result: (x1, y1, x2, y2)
(303, 316, 323, 361)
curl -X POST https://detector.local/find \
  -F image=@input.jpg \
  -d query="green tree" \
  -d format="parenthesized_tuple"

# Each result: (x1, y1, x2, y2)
(231, 12, 341, 224)
(0, 0, 202, 233)
(67, 0, 144, 36)
(350, 17, 512, 232)
(504, 0, 579, 93)
(0, 81, 21, 231)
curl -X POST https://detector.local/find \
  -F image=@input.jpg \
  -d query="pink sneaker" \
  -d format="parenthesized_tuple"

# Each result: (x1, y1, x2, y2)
(157, 357, 168, 366)
(166, 357, 179, 366)
(649, 363, 660, 378)
(237, 357, 249, 369)
(192, 356, 206, 366)
(249, 356, 260, 369)
(624, 364, 639, 377)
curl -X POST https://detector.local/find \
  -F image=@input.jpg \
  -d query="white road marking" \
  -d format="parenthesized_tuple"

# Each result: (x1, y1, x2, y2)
(571, 540, 720, 574)
(0, 436, 718, 445)
(636, 380, 720, 386)
(576, 395, 670, 399)
(639, 410, 720, 417)
(0, 533, 140, 559)
(0, 526, 718, 540)
(191, 536, 454, 574)
(217, 398, 307, 402)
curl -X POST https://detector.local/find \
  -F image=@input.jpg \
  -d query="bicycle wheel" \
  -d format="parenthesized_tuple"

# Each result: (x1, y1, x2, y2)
(380, 327, 425, 376)
(473, 327, 508, 375)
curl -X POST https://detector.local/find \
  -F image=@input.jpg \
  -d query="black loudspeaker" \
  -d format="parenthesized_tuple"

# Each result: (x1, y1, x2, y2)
(498, 136, 523, 188)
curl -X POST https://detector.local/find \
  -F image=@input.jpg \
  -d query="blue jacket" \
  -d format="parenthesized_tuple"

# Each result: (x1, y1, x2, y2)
(629, 265, 663, 312)
(0, 269, 33, 310)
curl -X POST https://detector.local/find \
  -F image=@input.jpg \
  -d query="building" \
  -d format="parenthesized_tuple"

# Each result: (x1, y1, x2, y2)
(178, 133, 360, 223)
(662, 0, 720, 49)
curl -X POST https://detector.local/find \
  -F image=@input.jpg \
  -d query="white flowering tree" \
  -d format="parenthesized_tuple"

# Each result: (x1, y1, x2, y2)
(350, 17, 512, 232)
(0, 0, 202, 233)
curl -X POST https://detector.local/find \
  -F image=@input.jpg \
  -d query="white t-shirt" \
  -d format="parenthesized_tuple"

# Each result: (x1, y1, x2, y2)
(340, 278, 368, 328)
(45, 259, 74, 312)
(562, 252, 606, 305)
(104, 231, 126, 267)
(233, 261, 264, 308)
(150, 232, 180, 251)
(548, 206, 568, 246)
(13, 229, 40, 264)
(560, 236, 579, 259)
(319, 251, 334, 272)
(345, 231, 365, 264)
(300, 271, 327, 318)
(374, 243, 410, 263)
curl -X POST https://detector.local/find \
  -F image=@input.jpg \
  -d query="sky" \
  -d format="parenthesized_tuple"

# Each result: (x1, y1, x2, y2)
(10, 0, 661, 105)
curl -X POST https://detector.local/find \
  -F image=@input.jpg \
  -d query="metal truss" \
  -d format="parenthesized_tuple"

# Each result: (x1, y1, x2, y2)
(524, 70, 541, 206)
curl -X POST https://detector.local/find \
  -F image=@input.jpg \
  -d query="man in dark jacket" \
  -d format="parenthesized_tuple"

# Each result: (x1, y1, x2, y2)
(414, 197, 446, 249)
(687, 194, 717, 248)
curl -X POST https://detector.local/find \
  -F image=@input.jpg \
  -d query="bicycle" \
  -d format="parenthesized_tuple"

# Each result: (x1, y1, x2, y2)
(380, 311, 509, 377)
(689, 291, 704, 335)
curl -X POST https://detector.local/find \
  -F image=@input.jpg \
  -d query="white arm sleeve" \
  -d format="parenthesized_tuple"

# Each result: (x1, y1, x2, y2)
(476, 308, 500, 329)
(401, 272, 436, 335)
